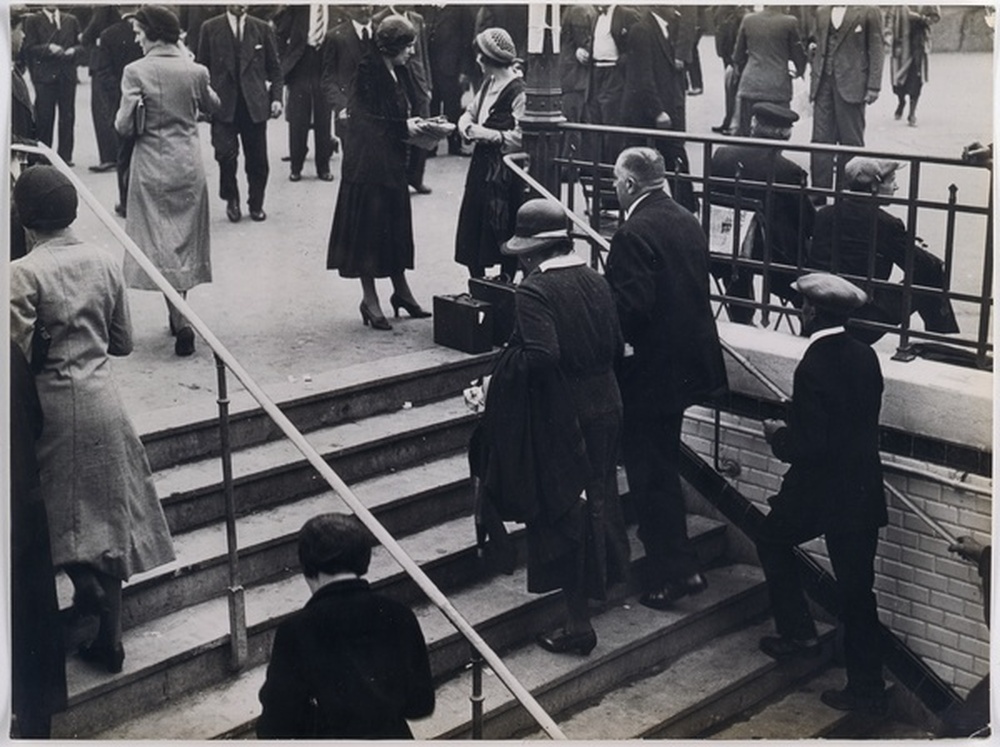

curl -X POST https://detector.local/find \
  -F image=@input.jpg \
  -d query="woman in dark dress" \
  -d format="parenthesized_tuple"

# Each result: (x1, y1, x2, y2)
(454, 27, 526, 279)
(327, 15, 432, 331)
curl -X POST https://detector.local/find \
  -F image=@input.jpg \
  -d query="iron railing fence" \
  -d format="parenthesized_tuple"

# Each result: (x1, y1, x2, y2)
(552, 123, 993, 369)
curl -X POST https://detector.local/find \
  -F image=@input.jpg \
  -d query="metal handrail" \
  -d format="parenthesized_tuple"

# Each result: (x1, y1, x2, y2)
(502, 151, 969, 549)
(13, 142, 566, 740)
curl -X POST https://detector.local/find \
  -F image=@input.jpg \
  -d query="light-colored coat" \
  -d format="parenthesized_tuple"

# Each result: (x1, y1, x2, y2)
(10, 234, 175, 579)
(115, 44, 219, 291)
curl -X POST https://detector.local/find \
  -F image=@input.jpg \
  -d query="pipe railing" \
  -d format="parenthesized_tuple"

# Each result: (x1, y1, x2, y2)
(13, 142, 566, 740)
(503, 150, 978, 550)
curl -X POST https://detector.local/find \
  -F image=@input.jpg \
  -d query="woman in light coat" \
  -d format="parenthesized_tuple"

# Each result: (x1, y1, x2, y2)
(114, 5, 219, 356)
(10, 165, 176, 675)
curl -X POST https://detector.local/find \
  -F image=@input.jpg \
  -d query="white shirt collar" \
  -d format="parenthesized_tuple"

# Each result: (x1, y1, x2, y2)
(831, 6, 847, 30)
(45, 8, 59, 24)
(624, 190, 655, 221)
(352, 19, 372, 38)
(538, 252, 586, 273)
(807, 325, 846, 349)
(227, 11, 244, 36)
(651, 10, 670, 38)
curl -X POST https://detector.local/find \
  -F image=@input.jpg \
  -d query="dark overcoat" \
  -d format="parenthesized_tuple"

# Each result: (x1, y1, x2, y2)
(256, 578, 434, 738)
(621, 10, 687, 131)
(768, 332, 887, 533)
(606, 190, 727, 415)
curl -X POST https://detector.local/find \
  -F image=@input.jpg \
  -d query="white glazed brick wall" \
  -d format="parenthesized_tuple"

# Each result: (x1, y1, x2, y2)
(682, 405, 991, 697)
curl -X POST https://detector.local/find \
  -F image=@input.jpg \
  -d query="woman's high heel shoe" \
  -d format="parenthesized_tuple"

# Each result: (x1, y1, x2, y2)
(359, 302, 392, 331)
(389, 293, 432, 319)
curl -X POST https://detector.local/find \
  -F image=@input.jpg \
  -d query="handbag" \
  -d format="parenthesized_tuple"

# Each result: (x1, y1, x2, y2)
(30, 321, 51, 375)
(133, 96, 146, 137)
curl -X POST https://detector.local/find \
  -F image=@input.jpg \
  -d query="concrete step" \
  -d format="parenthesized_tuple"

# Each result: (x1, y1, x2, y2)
(156, 395, 478, 533)
(411, 563, 769, 740)
(76, 516, 729, 740)
(136, 349, 495, 471)
(58, 453, 475, 632)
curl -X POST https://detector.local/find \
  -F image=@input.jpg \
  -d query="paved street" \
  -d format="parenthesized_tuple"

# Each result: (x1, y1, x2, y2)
(36, 43, 994, 416)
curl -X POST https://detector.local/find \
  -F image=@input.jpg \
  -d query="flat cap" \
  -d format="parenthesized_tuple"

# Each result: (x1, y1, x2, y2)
(751, 102, 799, 128)
(792, 273, 868, 314)
(844, 157, 904, 189)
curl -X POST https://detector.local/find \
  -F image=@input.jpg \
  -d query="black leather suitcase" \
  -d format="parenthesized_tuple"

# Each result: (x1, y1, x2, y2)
(469, 277, 516, 346)
(433, 295, 494, 354)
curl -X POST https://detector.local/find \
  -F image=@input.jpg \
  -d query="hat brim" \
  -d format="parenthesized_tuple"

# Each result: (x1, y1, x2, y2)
(501, 235, 565, 255)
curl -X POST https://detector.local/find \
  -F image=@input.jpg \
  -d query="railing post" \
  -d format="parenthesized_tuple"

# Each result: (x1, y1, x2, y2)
(215, 354, 248, 671)
(892, 159, 921, 361)
(470, 645, 485, 739)
(975, 173, 993, 369)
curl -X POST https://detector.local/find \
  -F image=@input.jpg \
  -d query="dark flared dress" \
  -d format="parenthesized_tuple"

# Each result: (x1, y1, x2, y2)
(454, 77, 525, 274)
(327, 53, 416, 278)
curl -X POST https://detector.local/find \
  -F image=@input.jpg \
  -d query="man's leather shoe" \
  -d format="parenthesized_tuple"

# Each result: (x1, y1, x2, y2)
(759, 635, 821, 660)
(640, 573, 708, 610)
(821, 687, 888, 714)
(289, 171, 302, 182)
(411, 183, 432, 194)
(225, 199, 241, 223)
(114, 203, 126, 218)
(250, 209, 267, 222)
(174, 327, 195, 357)
(536, 628, 597, 656)
(89, 161, 117, 173)
(317, 171, 334, 182)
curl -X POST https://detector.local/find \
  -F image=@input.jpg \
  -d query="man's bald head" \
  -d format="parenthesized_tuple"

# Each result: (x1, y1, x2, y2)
(614, 147, 666, 211)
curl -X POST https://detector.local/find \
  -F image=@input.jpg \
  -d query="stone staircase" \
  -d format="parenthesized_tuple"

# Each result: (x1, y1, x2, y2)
(51, 350, 930, 740)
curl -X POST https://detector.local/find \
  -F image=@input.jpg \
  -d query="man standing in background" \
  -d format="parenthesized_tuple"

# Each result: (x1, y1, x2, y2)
(805, 5, 885, 192)
(198, 4, 284, 223)
(21, 5, 82, 165)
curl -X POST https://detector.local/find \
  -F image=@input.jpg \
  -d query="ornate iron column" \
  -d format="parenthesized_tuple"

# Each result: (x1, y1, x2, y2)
(521, 3, 565, 197)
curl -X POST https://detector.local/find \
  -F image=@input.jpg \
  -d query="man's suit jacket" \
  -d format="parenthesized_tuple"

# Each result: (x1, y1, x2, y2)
(621, 10, 687, 131)
(197, 13, 283, 123)
(256, 578, 434, 739)
(94, 19, 142, 102)
(320, 21, 372, 113)
(606, 190, 727, 415)
(274, 4, 335, 83)
(769, 331, 886, 533)
(179, 5, 224, 55)
(806, 5, 884, 104)
(21, 10, 82, 85)
(559, 4, 595, 95)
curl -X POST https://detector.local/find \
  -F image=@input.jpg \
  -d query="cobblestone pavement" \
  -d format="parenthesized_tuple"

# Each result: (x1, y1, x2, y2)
(27, 44, 994, 416)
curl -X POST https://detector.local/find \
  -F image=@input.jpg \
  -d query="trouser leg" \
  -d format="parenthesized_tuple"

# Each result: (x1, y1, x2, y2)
(55, 77, 77, 162)
(34, 82, 58, 148)
(238, 99, 269, 212)
(212, 119, 241, 202)
(755, 505, 822, 640)
(810, 76, 839, 189)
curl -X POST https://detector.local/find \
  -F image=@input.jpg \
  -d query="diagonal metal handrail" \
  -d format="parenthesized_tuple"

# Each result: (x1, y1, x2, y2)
(14, 142, 567, 740)
(503, 151, 963, 548)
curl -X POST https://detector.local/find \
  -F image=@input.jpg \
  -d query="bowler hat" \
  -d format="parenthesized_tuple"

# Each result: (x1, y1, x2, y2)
(751, 102, 799, 129)
(13, 165, 78, 230)
(792, 273, 868, 314)
(502, 199, 570, 255)
(844, 157, 904, 189)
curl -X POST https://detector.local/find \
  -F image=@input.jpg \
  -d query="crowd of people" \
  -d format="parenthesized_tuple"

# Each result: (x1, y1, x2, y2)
(7, 2, 987, 739)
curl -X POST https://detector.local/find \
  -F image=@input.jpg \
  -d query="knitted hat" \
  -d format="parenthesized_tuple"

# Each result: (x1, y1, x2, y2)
(475, 27, 517, 65)
(13, 165, 78, 230)
(502, 199, 570, 255)
(128, 5, 180, 44)
(791, 273, 868, 314)
(375, 14, 416, 58)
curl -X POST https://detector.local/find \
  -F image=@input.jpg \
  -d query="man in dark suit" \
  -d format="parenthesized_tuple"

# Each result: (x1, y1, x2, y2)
(606, 147, 728, 611)
(581, 4, 637, 161)
(805, 6, 885, 190)
(710, 103, 815, 324)
(81, 6, 122, 172)
(274, 4, 336, 183)
(320, 6, 375, 160)
(21, 6, 82, 165)
(180, 5, 224, 55)
(197, 5, 284, 223)
(94, 9, 142, 216)
(756, 272, 888, 715)
(621, 6, 696, 212)
(559, 3, 596, 162)
(257, 513, 434, 738)
(422, 4, 476, 156)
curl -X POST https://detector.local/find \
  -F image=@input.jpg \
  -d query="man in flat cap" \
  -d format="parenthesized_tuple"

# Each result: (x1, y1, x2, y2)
(756, 272, 888, 715)
(257, 513, 434, 738)
(710, 102, 815, 324)
(809, 156, 958, 343)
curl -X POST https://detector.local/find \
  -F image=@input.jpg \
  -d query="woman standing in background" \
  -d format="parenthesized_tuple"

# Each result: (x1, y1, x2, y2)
(885, 5, 940, 126)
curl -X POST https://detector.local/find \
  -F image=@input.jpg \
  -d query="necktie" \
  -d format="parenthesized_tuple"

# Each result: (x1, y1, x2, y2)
(308, 4, 327, 48)
(361, 26, 370, 43)
(50, 11, 60, 30)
